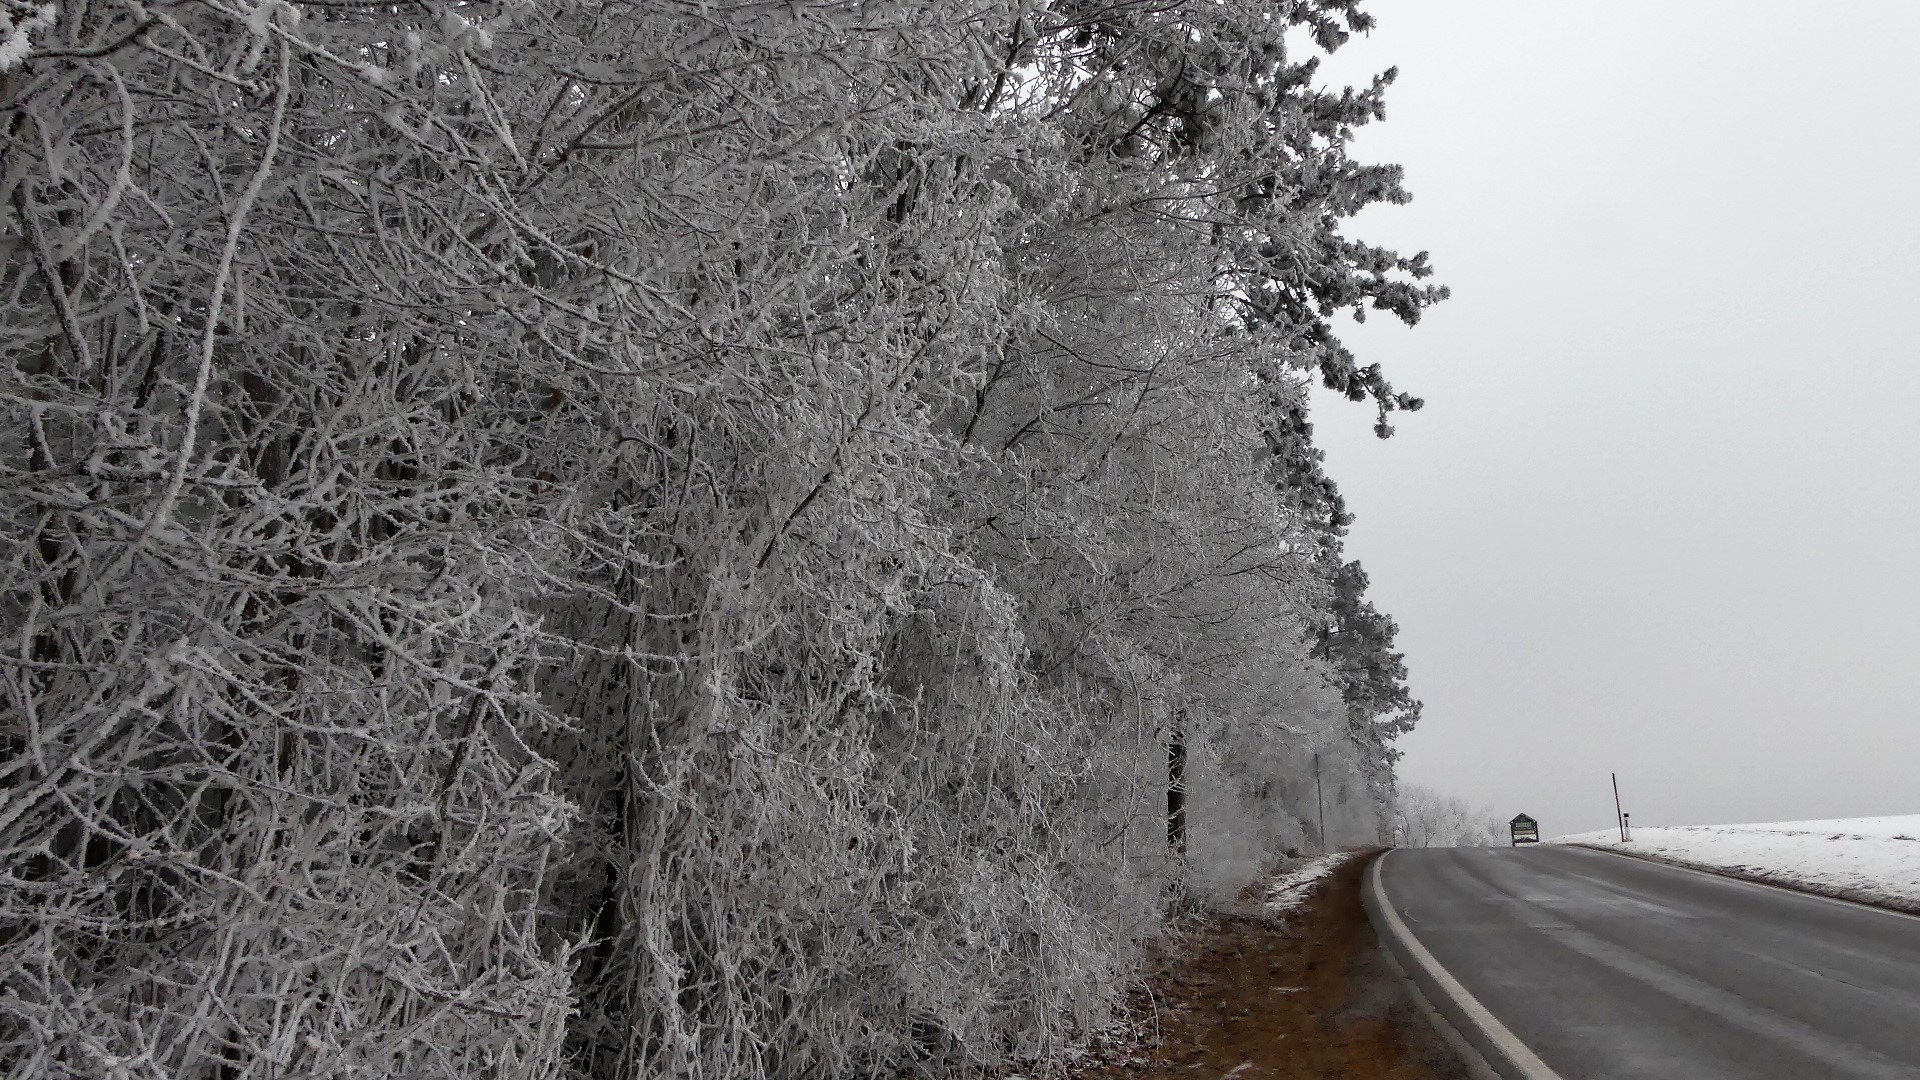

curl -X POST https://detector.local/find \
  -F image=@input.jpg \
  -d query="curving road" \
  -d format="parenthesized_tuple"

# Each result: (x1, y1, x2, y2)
(1370, 845, 1920, 1080)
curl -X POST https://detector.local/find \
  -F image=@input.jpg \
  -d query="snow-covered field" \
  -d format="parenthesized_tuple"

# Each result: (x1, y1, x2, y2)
(1555, 815, 1920, 913)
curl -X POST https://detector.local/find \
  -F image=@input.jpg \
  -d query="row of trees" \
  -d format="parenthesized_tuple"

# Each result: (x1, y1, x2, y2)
(1395, 784, 1508, 849)
(1, 2, 1439, 1077)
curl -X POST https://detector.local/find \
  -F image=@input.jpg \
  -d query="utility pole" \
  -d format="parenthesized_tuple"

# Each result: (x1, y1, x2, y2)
(1314, 752, 1328, 852)
(1612, 772, 1626, 843)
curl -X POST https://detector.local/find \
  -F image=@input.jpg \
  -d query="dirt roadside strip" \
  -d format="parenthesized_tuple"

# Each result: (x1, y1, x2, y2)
(1058, 850, 1475, 1080)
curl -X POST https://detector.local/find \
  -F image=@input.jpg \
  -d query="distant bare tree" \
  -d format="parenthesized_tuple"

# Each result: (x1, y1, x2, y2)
(1396, 784, 1505, 848)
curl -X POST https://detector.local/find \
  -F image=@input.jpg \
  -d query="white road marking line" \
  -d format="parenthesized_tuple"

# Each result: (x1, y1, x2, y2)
(1543, 918, 1918, 1079)
(1369, 850, 1565, 1080)
(1568, 844, 1920, 925)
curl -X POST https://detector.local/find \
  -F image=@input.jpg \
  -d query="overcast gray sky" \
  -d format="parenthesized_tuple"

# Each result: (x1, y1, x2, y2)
(1306, 1, 1920, 836)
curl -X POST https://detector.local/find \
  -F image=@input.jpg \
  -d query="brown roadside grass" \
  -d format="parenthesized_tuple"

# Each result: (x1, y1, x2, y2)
(1059, 851, 1470, 1080)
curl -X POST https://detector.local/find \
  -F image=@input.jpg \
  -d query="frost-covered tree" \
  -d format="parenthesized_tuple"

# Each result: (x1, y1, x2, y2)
(2, 1, 1440, 1077)
(1313, 559, 1422, 806)
(1396, 784, 1504, 848)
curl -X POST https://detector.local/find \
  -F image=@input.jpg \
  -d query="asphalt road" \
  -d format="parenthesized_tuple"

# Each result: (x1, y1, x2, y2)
(1374, 845, 1920, 1080)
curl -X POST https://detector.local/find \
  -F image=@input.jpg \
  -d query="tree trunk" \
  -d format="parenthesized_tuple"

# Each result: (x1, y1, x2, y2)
(1166, 718, 1187, 857)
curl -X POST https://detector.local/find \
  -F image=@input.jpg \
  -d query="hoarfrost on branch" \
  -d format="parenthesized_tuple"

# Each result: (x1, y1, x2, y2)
(0, 2, 1441, 1077)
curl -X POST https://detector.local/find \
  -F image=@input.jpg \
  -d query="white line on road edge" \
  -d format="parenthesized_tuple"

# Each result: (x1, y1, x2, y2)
(1366, 851, 1565, 1080)
(1365, 906, 1504, 1080)
(1567, 844, 1920, 924)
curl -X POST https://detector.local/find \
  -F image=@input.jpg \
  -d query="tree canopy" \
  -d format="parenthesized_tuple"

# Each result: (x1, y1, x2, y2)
(1, 2, 1437, 1077)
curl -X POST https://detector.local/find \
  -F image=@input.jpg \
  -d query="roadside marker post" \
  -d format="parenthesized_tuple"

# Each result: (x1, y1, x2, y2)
(1612, 772, 1626, 843)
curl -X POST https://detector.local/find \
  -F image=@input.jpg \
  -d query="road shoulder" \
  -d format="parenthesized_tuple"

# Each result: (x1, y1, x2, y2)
(1058, 851, 1473, 1080)
(1362, 850, 1561, 1080)
(1565, 842, 1920, 919)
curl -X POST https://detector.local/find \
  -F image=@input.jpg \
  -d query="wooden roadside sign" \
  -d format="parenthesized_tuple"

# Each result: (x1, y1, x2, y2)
(1509, 814, 1540, 846)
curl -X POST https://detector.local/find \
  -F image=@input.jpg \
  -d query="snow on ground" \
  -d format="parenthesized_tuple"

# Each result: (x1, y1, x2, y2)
(1261, 852, 1354, 917)
(1554, 815, 1920, 914)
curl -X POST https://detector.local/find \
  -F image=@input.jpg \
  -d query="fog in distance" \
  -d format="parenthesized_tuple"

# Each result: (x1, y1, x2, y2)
(1308, 0, 1920, 836)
